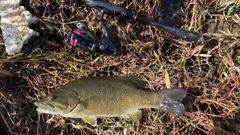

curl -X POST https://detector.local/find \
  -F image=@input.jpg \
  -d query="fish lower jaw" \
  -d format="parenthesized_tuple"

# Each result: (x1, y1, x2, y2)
(36, 109, 54, 115)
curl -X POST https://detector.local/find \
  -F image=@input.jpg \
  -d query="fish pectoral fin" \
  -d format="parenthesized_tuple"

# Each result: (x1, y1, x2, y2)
(121, 110, 142, 123)
(82, 117, 97, 126)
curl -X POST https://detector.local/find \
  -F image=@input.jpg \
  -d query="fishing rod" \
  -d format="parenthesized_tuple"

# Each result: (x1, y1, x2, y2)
(67, 0, 205, 54)
(78, 0, 204, 42)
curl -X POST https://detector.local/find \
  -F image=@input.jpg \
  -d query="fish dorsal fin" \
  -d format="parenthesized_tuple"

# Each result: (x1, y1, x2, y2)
(82, 116, 97, 126)
(120, 110, 142, 123)
(115, 76, 147, 88)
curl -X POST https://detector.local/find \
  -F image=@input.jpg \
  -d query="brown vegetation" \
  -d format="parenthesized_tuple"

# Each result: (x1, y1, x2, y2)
(0, 0, 239, 134)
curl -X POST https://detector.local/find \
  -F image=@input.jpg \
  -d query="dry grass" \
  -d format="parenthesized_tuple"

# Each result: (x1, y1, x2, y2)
(0, 0, 239, 134)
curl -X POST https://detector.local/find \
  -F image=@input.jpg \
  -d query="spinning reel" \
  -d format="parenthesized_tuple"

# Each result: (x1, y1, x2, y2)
(67, 11, 116, 54)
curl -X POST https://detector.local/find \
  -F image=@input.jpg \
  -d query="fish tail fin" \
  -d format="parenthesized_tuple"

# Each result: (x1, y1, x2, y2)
(158, 88, 186, 116)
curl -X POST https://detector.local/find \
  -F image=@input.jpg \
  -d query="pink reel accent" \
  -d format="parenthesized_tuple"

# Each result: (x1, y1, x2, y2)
(69, 29, 81, 47)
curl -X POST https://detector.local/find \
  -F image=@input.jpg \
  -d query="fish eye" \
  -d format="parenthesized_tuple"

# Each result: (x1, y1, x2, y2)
(48, 95, 57, 101)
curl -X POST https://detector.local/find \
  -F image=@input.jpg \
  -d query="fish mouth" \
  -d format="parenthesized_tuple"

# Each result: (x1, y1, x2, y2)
(34, 102, 50, 113)
(34, 102, 41, 108)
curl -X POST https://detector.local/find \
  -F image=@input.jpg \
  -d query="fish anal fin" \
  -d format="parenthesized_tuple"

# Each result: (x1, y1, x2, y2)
(121, 110, 142, 123)
(82, 116, 97, 126)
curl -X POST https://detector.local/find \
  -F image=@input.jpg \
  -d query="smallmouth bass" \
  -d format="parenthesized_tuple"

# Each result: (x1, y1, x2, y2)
(34, 76, 186, 125)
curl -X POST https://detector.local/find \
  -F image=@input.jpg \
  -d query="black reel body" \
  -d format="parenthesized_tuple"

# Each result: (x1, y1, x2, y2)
(67, 21, 116, 54)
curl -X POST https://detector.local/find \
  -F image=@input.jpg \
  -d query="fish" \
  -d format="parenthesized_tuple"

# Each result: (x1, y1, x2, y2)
(34, 76, 186, 125)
